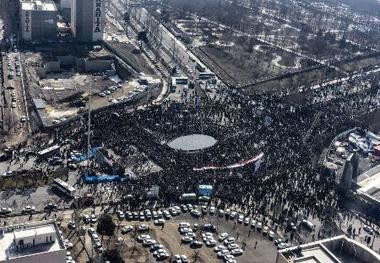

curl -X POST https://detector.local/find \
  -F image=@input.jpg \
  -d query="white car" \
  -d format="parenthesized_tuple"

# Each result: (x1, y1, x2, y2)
(263, 226, 269, 235)
(137, 234, 151, 242)
(179, 227, 192, 235)
(214, 245, 227, 252)
(224, 254, 236, 261)
(218, 232, 229, 241)
(88, 227, 96, 235)
(223, 237, 236, 245)
(206, 239, 217, 247)
(231, 212, 238, 220)
(91, 233, 99, 242)
(277, 242, 289, 250)
(230, 248, 243, 256)
(137, 224, 149, 231)
(121, 225, 133, 234)
(90, 214, 97, 223)
(181, 236, 193, 243)
(250, 219, 256, 228)
(179, 222, 190, 228)
(209, 206, 216, 214)
(190, 209, 201, 217)
(83, 215, 90, 223)
(173, 254, 181, 263)
(269, 230, 275, 240)
(154, 219, 165, 225)
(228, 243, 239, 250)
(22, 206, 35, 213)
(163, 210, 171, 219)
(143, 239, 156, 246)
(117, 210, 125, 219)
(180, 255, 188, 263)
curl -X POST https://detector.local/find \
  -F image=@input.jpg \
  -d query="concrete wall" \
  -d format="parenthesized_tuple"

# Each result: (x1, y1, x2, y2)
(325, 237, 380, 263)
(84, 59, 111, 72)
(57, 55, 75, 67)
(1, 250, 66, 263)
(75, 58, 85, 71)
(114, 59, 133, 80)
(275, 252, 290, 263)
(44, 61, 61, 73)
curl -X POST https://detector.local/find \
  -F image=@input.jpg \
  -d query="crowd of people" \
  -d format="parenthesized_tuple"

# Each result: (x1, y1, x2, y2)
(53, 70, 380, 236)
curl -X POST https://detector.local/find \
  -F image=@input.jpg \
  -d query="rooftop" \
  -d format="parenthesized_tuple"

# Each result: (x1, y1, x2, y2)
(13, 224, 56, 240)
(293, 245, 338, 263)
(356, 164, 380, 205)
(0, 220, 65, 261)
(279, 235, 380, 263)
(21, 0, 57, 11)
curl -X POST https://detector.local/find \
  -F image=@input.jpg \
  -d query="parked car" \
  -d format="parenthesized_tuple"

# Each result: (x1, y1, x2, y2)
(190, 240, 203, 249)
(121, 225, 133, 234)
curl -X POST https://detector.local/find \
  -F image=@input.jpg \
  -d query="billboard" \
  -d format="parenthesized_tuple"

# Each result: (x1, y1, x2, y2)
(22, 10, 32, 40)
(92, 0, 104, 41)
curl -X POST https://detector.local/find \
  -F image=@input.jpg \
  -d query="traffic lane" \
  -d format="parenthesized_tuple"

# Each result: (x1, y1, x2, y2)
(0, 185, 69, 214)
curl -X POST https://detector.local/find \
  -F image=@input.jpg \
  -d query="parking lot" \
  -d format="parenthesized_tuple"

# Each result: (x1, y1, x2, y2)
(56, 204, 280, 263)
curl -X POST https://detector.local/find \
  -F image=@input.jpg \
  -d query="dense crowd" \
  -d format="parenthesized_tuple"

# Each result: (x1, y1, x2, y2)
(54, 72, 380, 233)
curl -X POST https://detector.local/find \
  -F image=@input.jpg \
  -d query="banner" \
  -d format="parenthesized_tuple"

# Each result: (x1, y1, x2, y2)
(193, 152, 264, 171)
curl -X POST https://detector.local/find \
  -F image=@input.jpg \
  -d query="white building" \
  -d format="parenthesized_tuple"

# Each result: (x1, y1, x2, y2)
(0, 220, 66, 263)
(171, 76, 189, 91)
(355, 164, 380, 207)
(277, 235, 380, 263)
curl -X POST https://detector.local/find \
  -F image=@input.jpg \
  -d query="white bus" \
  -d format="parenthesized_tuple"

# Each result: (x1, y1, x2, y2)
(180, 193, 197, 202)
(37, 145, 60, 158)
(52, 178, 76, 198)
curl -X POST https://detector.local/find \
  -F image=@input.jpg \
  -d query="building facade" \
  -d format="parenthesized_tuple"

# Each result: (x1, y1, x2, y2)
(20, 0, 58, 41)
(0, 220, 66, 263)
(59, 0, 71, 21)
(276, 235, 380, 263)
(71, 0, 105, 42)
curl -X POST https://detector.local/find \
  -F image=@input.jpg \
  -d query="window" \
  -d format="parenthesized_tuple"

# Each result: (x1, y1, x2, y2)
(50, 236, 52, 242)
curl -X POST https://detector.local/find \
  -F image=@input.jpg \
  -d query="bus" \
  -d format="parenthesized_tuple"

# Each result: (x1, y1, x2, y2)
(37, 145, 60, 159)
(180, 193, 197, 202)
(52, 178, 76, 198)
(198, 72, 216, 80)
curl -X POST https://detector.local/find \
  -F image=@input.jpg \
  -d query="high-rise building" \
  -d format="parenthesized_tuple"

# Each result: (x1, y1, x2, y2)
(20, 0, 58, 41)
(71, 0, 105, 42)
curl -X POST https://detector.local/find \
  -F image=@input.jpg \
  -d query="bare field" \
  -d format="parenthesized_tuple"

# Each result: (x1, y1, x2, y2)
(148, 0, 380, 91)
